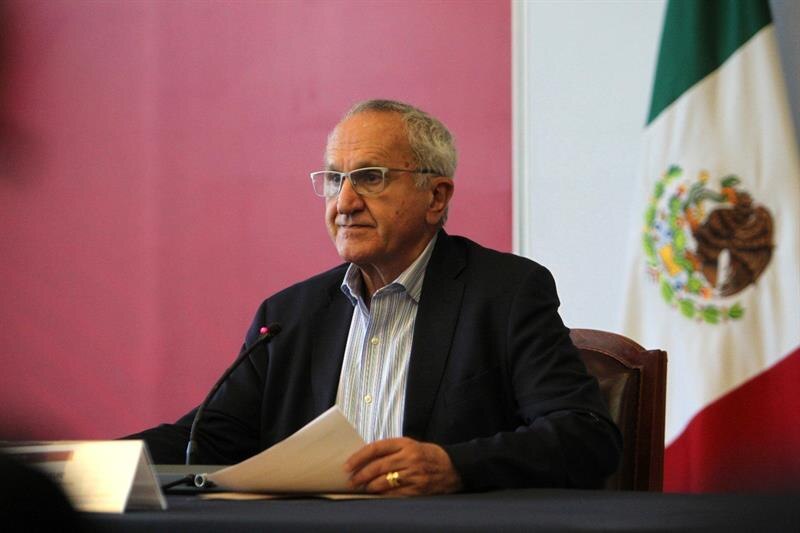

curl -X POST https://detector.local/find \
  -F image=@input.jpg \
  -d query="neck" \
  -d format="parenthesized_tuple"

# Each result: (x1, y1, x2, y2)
(356, 231, 437, 301)
(358, 265, 389, 305)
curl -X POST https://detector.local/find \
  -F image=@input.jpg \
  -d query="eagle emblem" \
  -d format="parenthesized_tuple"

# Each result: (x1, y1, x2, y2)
(643, 166, 774, 323)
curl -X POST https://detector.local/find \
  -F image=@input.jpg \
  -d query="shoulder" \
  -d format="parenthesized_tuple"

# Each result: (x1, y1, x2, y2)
(243, 263, 351, 342)
(439, 233, 554, 284)
(268, 263, 349, 304)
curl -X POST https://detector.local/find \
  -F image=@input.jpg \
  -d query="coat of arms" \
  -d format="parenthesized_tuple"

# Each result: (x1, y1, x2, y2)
(643, 166, 774, 323)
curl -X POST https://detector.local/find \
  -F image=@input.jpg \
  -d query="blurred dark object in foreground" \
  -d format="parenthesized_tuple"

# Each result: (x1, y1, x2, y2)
(0, 451, 87, 532)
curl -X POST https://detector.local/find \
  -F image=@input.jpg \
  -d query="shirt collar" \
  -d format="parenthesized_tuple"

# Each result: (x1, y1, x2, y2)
(340, 234, 438, 306)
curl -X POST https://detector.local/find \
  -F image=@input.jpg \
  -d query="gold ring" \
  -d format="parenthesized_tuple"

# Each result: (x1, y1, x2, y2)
(385, 471, 400, 488)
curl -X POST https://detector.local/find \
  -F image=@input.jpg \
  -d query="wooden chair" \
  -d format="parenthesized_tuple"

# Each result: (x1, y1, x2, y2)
(569, 329, 667, 491)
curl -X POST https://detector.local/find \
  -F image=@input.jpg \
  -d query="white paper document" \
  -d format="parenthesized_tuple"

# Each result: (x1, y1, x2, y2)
(207, 406, 366, 493)
(3, 440, 166, 513)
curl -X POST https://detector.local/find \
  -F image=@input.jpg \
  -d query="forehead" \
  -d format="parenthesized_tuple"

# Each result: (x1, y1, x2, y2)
(326, 111, 413, 169)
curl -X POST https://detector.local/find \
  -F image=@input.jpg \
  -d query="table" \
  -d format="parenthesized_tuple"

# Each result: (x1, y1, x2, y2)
(86, 489, 799, 532)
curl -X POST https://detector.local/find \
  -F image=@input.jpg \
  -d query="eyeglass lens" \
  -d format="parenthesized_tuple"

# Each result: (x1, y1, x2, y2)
(318, 168, 386, 197)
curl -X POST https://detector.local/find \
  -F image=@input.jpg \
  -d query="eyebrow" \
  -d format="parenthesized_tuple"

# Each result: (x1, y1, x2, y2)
(325, 162, 380, 172)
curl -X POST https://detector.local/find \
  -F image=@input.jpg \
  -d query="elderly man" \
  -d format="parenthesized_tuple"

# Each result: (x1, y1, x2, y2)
(130, 100, 621, 495)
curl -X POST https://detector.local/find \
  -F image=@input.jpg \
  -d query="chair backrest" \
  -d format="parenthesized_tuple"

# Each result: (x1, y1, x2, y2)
(569, 329, 667, 491)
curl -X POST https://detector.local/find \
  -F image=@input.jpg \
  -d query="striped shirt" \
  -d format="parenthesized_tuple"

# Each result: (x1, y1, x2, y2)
(335, 235, 438, 442)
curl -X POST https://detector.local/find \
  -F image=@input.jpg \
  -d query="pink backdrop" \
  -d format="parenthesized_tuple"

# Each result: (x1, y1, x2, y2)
(0, 0, 511, 439)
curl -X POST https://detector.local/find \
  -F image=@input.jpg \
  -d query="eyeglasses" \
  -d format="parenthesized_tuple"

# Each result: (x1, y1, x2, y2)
(309, 167, 432, 198)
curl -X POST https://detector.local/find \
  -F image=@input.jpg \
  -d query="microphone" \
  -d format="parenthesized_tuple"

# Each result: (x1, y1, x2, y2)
(185, 323, 282, 466)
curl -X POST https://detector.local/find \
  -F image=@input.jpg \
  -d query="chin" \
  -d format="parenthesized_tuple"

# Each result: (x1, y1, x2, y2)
(337, 250, 367, 265)
(336, 245, 376, 266)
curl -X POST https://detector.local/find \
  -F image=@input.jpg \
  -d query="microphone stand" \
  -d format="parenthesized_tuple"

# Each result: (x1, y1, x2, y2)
(185, 323, 282, 466)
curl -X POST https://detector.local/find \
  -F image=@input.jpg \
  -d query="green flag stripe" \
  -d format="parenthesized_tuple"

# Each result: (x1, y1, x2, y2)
(647, 0, 772, 125)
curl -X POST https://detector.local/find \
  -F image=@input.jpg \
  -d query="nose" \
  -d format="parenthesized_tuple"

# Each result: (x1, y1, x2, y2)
(336, 175, 365, 214)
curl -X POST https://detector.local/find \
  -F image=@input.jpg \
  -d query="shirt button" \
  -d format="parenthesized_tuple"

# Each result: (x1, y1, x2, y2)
(364, 394, 373, 404)
(370, 337, 379, 346)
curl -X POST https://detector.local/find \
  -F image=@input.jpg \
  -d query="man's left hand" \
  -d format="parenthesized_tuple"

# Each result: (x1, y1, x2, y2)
(344, 437, 462, 496)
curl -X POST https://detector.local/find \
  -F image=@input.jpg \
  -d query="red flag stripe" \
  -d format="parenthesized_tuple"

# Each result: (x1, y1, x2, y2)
(665, 346, 800, 492)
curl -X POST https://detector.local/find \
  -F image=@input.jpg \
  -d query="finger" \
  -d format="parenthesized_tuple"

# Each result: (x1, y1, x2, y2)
(374, 445, 462, 495)
(344, 438, 408, 473)
(388, 484, 421, 497)
(348, 453, 407, 488)
(380, 471, 437, 497)
(363, 468, 411, 494)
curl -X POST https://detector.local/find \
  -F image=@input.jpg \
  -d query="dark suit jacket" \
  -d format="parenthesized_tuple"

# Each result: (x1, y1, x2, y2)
(130, 231, 621, 490)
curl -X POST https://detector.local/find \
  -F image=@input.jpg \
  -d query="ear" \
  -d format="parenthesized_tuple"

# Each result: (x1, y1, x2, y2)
(425, 177, 455, 226)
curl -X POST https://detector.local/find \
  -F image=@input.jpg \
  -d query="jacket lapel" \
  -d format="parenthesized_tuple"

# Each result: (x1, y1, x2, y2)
(311, 281, 354, 414)
(403, 231, 465, 439)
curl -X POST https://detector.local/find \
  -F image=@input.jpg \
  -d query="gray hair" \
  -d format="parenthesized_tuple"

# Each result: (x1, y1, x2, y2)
(330, 99, 458, 185)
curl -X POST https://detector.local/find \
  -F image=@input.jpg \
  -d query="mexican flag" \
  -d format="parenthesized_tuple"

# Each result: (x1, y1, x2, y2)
(622, 0, 800, 491)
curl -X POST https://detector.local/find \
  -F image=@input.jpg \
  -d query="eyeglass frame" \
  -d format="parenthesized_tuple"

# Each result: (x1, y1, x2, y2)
(309, 166, 435, 198)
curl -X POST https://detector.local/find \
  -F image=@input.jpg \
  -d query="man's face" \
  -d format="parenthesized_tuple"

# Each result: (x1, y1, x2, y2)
(324, 111, 446, 283)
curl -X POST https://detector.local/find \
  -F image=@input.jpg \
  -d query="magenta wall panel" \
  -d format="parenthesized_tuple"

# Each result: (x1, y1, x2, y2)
(0, 0, 510, 439)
